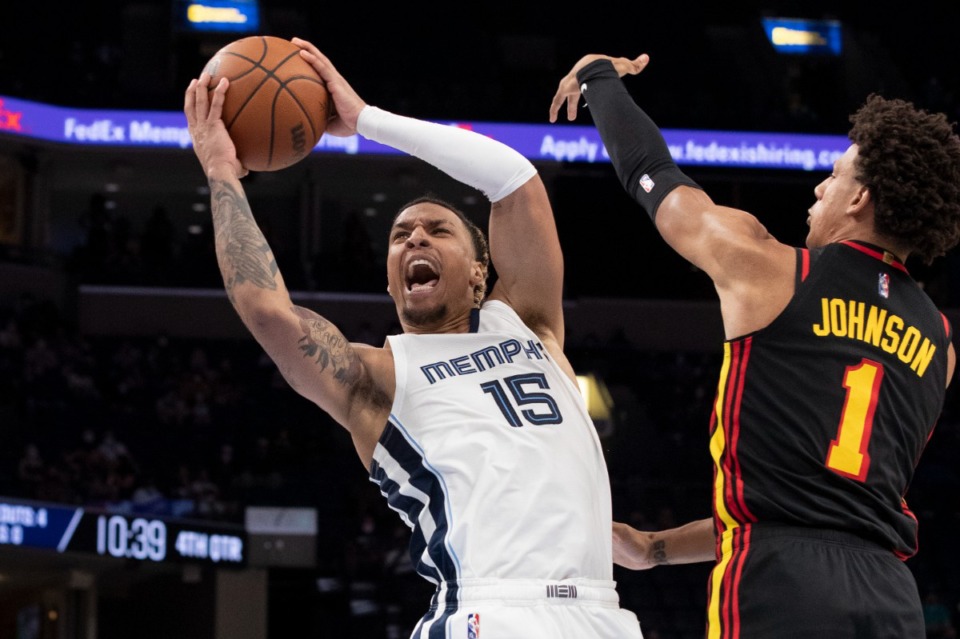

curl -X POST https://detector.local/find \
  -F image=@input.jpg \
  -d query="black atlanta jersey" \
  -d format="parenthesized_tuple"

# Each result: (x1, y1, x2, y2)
(709, 240, 951, 556)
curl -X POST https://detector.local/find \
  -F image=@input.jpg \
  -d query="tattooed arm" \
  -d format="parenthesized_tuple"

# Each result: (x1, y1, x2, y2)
(184, 70, 393, 461)
(612, 518, 715, 570)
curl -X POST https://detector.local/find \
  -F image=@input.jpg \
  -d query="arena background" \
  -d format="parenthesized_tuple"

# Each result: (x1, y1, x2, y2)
(1, 2, 959, 638)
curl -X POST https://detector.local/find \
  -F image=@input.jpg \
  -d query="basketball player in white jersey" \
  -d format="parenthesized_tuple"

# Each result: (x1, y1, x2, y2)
(184, 38, 643, 638)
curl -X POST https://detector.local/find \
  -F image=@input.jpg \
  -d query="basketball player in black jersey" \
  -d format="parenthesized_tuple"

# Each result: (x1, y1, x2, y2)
(550, 54, 960, 637)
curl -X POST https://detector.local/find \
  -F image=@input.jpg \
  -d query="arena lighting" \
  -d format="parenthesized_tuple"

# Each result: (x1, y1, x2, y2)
(577, 373, 614, 433)
(762, 17, 842, 56)
(175, 0, 260, 33)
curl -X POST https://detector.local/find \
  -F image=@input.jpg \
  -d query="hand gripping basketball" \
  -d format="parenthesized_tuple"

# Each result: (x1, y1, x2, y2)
(203, 36, 331, 172)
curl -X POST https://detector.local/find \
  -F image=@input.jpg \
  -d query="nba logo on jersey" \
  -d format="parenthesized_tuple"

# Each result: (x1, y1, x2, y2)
(467, 613, 480, 638)
(878, 272, 890, 298)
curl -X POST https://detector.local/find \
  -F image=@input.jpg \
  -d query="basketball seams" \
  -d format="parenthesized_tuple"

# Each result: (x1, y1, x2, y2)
(279, 77, 323, 139)
(270, 52, 323, 139)
(223, 51, 318, 135)
(267, 85, 282, 169)
(221, 61, 279, 129)
(269, 52, 322, 143)
(206, 36, 328, 171)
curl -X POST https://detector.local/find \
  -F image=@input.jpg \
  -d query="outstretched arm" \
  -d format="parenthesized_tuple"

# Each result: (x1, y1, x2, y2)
(549, 54, 650, 125)
(184, 72, 390, 449)
(485, 174, 563, 346)
(553, 56, 707, 248)
(550, 55, 779, 276)
(613, 518, 715, 570)
(551, 54, 797, 338)
(296, 39, 564, 347)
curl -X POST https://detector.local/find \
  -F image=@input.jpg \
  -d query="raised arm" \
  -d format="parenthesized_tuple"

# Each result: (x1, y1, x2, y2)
(184, 72, 391, 458)
(296, 40, 564, 347)
(551, 55, 728, 275)
(484, 173, 564, 345)
(551, 55, 796, 336)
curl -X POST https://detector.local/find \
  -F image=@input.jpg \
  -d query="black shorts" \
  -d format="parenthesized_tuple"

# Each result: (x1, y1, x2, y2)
(706, 524, 923, 638)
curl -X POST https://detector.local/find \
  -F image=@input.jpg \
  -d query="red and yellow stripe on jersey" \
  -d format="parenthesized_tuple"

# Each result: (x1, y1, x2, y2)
(707, 338, 757, 638)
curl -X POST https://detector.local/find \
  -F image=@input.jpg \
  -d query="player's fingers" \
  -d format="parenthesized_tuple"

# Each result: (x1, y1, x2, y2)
(184, 78, 198, 122)
(566, 93, 580, 122)
(290, 37, 319, 57)
(292, 37, 334, 70)
(548, 98, 560, 124)
(207, 77, 228, 121)
(194, 72, 213, 118)
(298, 48, 338, 86)
(629, 53, 650, 75)
(548, 83, 569, 123)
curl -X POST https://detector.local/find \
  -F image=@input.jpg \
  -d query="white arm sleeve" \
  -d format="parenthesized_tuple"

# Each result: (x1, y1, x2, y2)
(356, 106, 537, 202)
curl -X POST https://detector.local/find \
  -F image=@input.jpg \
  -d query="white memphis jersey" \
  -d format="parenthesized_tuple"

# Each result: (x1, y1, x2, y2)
(370, 300, 614, 585)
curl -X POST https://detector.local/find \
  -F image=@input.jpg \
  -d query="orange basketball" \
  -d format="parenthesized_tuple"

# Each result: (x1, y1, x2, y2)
(203, 36, 330, 172)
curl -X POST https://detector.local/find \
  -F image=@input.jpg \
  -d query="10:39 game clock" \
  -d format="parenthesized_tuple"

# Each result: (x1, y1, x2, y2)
(96, 514, 166, 561)
(0, 500, 246, 567)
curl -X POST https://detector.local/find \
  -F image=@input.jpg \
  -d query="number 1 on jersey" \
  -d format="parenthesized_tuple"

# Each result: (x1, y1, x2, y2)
(826, 359, 884, 481)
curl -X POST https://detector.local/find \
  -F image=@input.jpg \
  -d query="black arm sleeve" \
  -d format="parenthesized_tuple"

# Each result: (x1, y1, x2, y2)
(576, 59, 701, 221)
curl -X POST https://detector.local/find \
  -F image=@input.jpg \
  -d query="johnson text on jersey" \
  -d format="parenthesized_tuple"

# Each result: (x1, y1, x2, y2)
(812, 298, 937, 377)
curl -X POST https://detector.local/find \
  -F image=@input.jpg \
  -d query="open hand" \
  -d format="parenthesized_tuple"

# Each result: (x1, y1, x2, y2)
(549, 54, 650, 123)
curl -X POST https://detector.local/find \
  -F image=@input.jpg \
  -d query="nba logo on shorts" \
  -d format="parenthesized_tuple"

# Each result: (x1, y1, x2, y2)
(467, 613, 480, 638)
(878, 272, 890, 298)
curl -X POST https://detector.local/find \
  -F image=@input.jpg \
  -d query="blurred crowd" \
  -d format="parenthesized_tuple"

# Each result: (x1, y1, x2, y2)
(2, 4, 960, 634)
(2, 284, 959, 637)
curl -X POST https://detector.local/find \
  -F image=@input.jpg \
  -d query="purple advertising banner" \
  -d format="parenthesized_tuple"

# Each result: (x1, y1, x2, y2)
(0, 94, 848, 172)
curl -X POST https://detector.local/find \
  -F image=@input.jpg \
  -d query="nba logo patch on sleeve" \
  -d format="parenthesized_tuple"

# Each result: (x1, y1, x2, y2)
(467, 613, 480, 638)
(878, 272, 890, 298)
(639, 174, 655, 193)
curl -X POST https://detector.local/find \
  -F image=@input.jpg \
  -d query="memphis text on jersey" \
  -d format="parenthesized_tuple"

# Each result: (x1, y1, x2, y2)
(419, 338, 544, 385)
(812, 297, 936, 377)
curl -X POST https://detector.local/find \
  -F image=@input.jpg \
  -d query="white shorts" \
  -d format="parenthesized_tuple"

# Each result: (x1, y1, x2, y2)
(411, 578, 644, 639)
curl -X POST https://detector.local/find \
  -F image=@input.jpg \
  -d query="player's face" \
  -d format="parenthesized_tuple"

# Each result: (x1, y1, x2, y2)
(386, 203, 483, 331)
(806, 144, 866, 248)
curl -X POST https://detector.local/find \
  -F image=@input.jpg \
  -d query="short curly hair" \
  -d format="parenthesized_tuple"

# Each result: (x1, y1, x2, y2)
(393, 195, 490, 306)
(848, 94, 960, 263)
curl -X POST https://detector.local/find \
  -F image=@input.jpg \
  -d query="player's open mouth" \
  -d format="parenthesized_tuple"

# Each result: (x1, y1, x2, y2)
(406, 259, 440, 293)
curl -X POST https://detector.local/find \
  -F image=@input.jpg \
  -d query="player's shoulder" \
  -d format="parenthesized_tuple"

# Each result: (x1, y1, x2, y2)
(726, 230, 797, 280)
(479, 299, 529, 328)
(353, 341, 388, 354)
(479, 298, 512, 314)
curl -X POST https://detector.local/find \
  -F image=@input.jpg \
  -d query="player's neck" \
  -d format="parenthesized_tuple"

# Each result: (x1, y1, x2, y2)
(400, 307, 475, 335)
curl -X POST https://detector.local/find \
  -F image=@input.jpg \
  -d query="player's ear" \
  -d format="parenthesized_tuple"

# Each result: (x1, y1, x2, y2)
(469, 261, 485, 286)
(854, 185, 871, 207)
(850, 185, 872, 217)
